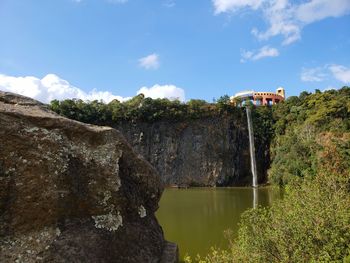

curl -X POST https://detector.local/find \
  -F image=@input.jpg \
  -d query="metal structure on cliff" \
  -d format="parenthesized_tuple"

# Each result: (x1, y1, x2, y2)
(231, 87, 285, 106)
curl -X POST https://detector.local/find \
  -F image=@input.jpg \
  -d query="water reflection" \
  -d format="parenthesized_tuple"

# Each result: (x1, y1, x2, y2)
(156, 187, 281, 260)
(253, 187, 258, 209)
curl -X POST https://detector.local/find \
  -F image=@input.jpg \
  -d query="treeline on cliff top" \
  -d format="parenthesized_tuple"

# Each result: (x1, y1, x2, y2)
(186, 86, 350, 262)
(49, 86, 350, 187)
(49, 87, 350, 130)
(49, 94, 238, 125)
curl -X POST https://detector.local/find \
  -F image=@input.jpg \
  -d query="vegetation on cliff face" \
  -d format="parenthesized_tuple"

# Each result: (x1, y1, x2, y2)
(185, 87, 350, 262)
(269, 86, 350, 185)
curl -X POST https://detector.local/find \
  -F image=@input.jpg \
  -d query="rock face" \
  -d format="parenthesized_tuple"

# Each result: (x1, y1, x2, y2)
(0, 91, 176, 262)
(114, 115, 269, 187)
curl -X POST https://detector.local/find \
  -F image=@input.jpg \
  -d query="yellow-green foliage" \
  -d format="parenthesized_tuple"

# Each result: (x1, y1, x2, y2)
(269, 87, 350, 185)
(272, 87, 350, 135)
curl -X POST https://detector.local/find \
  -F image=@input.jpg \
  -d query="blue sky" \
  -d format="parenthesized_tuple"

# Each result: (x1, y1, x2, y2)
(0, 0, 350, 103)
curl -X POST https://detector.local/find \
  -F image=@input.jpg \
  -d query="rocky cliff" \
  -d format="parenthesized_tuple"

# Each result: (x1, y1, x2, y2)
(115, 114, 269, 187)
(0, 91, 177, 263)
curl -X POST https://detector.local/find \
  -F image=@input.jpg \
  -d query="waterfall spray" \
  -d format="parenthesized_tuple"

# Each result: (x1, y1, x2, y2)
(246, 107, 258, 187)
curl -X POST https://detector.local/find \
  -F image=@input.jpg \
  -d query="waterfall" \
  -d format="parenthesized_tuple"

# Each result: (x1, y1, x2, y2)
(253, 187, 258, 209)
(246, 107, 258, 187)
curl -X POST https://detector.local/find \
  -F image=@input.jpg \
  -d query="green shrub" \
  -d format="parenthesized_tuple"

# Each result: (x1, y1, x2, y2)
(187, 133, 350, 263)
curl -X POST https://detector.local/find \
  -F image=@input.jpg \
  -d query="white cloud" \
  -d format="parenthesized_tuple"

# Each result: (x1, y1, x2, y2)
(296, 0, 350, 24)
(163, 0, 175, 8)
(137, 84, 185, 102)
(301, 67, 327, 82)
(0, 73, 186, 104)
(251, 0, 302, 46)
(240, 45, 279, 62)
(214, 0, 350, 45)
(106, 0, 128, 4)
(300, 64, 350, 84)
(138, 53, 160, 70)
(323, 86, 337, 92)
(0, 74, 128, 103)
(329, 64, 350, 83)
(212, 0, 263, 14)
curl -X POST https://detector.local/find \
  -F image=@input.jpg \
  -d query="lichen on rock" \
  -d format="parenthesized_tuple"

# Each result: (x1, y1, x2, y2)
(92, 212, 123, 232)
(138, 205, 147, 218)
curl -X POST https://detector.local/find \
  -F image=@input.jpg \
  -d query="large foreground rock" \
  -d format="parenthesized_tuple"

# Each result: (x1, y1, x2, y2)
(0, 91, 177, 262)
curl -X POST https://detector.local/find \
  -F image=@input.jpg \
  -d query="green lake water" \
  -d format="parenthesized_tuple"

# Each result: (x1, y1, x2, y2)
(156, 187, 282, 260)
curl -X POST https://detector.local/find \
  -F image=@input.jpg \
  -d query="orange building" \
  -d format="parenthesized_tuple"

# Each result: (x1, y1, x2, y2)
(231, 87, 285, 106)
